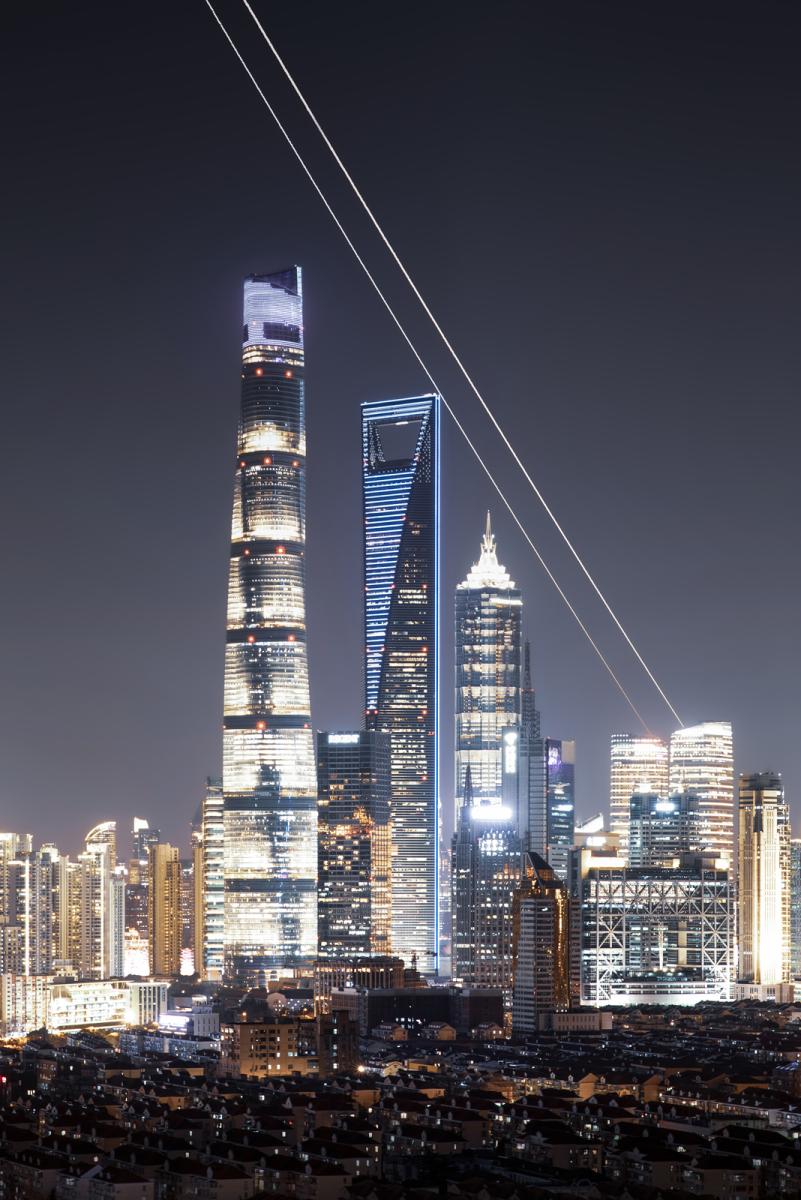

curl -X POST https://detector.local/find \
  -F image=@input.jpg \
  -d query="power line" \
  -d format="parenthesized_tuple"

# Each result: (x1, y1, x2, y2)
(203, 0, 651, 732)
(238, 0, 682, 730)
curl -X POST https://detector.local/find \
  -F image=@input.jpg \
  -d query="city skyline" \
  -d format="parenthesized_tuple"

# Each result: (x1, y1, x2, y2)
(1, 2, 799, 851)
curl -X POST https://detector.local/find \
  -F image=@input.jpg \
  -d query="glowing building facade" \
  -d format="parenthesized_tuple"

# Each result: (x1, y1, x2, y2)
(223, 269, 317, 980)
(451, 518, 524, 1000)
(148, 843, 181, 977)
(362, 394, 440, 970)
(669, 721, 734, 864)
(512, 854, 570, 1035)
(200, 778, 225, 980)
(454, 513, 522, 811)
(609, 734, 669, 860)
(737, 771, 790, 987)
(792, 840, 801, 979)
(316, 731, 392, 959)
(451, 773, 523, 1003)
(572, 839, 733, 1006)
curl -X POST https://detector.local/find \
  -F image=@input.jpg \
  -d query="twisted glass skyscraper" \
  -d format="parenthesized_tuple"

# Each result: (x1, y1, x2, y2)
(362, 395, 440, 971)
(223, 268, 317, 981)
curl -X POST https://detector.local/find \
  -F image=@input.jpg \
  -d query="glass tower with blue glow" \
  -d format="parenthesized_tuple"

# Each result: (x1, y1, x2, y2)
(222, 268, 317, 982)
(362, 394, 440, 971)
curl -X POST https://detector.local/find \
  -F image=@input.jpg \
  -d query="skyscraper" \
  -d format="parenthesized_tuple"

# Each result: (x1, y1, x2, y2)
(737, 771, 790, 988)
(628, 791, 702, 867)
(316, 731, 391, 959)
(609, 734, 669, 860)
(200, 778, 225, 981)
(454, 513, 522, 810)
(791, 840, 801, 980)
(452, 770, 523, 1002)
(76, 822, 116, 980)
(149, 843, 181, 978)
(223, 269, 317, 981)
(527, 738, 575, 880)
(512, 854, 569, 1035)
(362, 394, 440, 970)
(670, 721, 734, 864)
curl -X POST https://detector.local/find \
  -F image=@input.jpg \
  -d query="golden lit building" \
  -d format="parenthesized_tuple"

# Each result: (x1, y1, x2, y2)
(219, 1015, 318, 1077)
(511, 853, 569, 1036)
(148, 843, 181, 976)
(316, 731, 391, 959)
(737, 771, 790, 987)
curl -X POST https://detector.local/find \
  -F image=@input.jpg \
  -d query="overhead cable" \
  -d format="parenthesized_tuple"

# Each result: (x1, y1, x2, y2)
(204, 0, 651, 732)
(238, 0, 682, 729)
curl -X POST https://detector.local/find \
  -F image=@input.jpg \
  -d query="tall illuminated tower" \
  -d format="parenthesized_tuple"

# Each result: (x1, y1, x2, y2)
(737, 771, 790, 987)
(223, 269, 317, 981)
(362, 394, 440, 971)
(452, 516, 523, 999)
(454, 513, 522, 811)
(670, 721, 734, 865)
(609, 734, 669, 860)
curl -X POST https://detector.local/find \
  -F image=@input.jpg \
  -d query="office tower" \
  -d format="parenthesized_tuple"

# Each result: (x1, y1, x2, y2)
(669, 721, 734, 864)
(73, 823, 116, 979)
(609, 734, 669, 860)
(223, 268, 317, 981)
(200, 778, 225, 980)
(5, 849, 53, 975)
(521, 641, 541, 744)
(572, 837, 732, 1005)
(85, 820, 117, 867)
(39, 844, 69, 969)
(454, 513, 522, 810)
(317, 731, 392, 959)
(518, 641, 542, 848)
(546, 739, 575, 879)
(628, 791, 702, 867)
(148, 843, 181, 977)
(451, 770, 523, 1003)
(0, 833, 32, 942)
(451, 515, 523, 997)
(362, 393, 440, 970)
(132, 818, 160, 862)
(792, 841, 801, 979)
(192, 829, 204, 975)
(528, 738, 576, 879)
(125, 859, 149, 942)
(180, 859, 195, 973)
(511, 854, 570, 1036)
(737, 772, 790, 987)
(109, 866, 126, 977)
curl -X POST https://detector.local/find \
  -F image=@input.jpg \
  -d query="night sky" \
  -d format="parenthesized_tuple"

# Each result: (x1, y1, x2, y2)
(2, 1, 799, 855)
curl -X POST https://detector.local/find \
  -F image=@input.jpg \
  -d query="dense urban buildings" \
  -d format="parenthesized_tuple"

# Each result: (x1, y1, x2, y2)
(737, 771, 791, 992)
(362, 393, 440, 971)
(222, 268, 317, 982)
(316, 730, 392, 959)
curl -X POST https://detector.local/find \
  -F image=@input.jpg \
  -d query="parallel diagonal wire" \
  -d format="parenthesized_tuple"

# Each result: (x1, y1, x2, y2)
(204, 0, 651, 732)
(239, 0, 682, 728)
